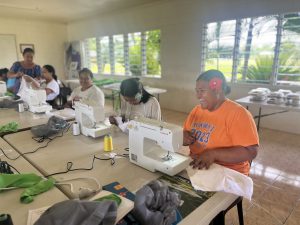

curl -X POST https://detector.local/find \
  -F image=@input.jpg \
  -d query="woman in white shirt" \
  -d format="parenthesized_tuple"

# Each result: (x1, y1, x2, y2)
(109, 78, 161, 125)
(66, 68, 104, 108)
(23, 64, 60, 102)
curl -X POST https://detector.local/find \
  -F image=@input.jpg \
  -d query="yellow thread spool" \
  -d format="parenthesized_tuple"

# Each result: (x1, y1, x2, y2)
(104, 135, 113, 152)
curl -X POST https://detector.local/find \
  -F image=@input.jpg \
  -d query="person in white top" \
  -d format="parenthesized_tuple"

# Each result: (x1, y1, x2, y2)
(66, 68, 105, 108)
(23, 64, 60, 102)
(109, 78, 161, 126)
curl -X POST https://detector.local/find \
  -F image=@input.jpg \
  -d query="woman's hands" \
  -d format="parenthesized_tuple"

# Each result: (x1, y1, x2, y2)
(190, 151, 216, 170)
(183, 130, 196, 146)
(16, 71, 24, 78)
(73, 96, 81, 101)
(109, 115, 127, 125)
(109, 116, 118, 125)
(183, 130, 215, 169)
(189, 145, 258, 170)
(23, 75, 40, 88)
(23, 75, 33, 82)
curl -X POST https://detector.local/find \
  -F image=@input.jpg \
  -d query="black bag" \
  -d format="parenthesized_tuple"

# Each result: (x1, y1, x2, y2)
(31, 116, 68, 138)
(50, 82, 72, 109)
(0, 214, 14, 225)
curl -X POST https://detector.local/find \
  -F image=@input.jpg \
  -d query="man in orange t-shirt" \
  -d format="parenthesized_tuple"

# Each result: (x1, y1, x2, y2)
(184, 70, 259, 175)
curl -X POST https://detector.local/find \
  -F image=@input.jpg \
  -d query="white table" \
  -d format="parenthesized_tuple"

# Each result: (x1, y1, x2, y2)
(0, 109, 50, 133)
(0, 108, 75, 136)
(3, 129, 238, 225)
(236, 96, 300, 130)
(102, 83, 167, 110)
(0, 138, 68, 225)
(102, 82, 167, 101)
(64, 79, 167, 110)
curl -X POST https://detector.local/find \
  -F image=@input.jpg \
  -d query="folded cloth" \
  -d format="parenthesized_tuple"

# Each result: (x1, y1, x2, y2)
(133, 180, 181, 225)
(20, 178, 55, 203)
(0, 173, 55, 203)
(0, 121, 19, 133)
(0, 173, 42, 188)
(115, 116, 129, 133)
(34, 200, 117, 225)
(186, 163, 253, 200)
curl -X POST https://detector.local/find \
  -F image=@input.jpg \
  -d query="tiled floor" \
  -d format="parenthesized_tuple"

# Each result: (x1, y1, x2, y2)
(106, 100, 300, 225)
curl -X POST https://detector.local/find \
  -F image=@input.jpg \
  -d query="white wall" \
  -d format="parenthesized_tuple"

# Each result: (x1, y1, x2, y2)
(0, 17, 67, 79)
(68, 0, 300, 134)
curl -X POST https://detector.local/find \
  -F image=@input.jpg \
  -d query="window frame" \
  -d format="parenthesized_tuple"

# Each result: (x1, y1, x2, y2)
(82, 30, 161, 78)
(201, 12, 300, 87)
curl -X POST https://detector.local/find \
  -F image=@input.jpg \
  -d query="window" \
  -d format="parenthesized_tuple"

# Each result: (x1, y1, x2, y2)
(128, 32, 142, 75)
(202, 12, 300, 85)
(83, 38, 97, 73)
(204, 20, 236, 81)
(82, 29, 161, 77)
(238, 16, 277, 83)
(113, 35, 125, 75)
(278, 13, 300, 85)
(145, 30, 161, 76)
(99, 36, 111, 74)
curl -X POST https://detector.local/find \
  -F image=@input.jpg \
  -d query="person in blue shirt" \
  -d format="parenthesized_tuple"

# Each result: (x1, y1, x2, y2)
(7, 48, 41, 93)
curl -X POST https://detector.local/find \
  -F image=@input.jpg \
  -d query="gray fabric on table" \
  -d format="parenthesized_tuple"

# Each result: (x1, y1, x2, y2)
(0, 99, 21, 109)
(34, 199, 117, 225)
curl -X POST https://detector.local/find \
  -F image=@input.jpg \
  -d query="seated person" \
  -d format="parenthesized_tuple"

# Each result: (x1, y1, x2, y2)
(7, 48, 41, 94)
(183, 70, 258, 175)
(109, 78, 161, 126)
(65, 68, 104, 108)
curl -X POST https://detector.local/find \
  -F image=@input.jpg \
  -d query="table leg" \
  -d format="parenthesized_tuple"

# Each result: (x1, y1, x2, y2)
(210, 212, 225, 225)
(112, 91, 115, 110)
(257, 107, 262, 131)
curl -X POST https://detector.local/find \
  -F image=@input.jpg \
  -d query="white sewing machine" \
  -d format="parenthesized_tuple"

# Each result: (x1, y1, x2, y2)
(128, 117, 190, 176)
(22, 89, 52, 113)
(17, 78, 52, 113)
(74, 101, 111, 138)
(0, 81, 7, 97)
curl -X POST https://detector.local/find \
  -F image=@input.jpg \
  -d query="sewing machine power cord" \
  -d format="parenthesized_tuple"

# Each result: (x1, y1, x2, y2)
(45, 152, 129, 178)
(0, 122, 72, 161)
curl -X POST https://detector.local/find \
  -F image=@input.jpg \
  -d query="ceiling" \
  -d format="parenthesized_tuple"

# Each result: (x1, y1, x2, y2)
(0, 0, 163, 23)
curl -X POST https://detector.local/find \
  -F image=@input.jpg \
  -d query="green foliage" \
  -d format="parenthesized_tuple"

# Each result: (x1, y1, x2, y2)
(88, 38, 97, 51)
(246, 52, 300, 82)
(128, 30, 161, 76)
(246, 56, 273, 81)
(86, 31, 161, 76)
(146, 30, 161, 75)
(129, 44, 142, 76)
(283, 14, 300, 34)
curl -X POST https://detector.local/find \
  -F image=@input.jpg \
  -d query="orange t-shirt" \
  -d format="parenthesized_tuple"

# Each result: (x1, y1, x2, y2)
(183, 99, 259, 175)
